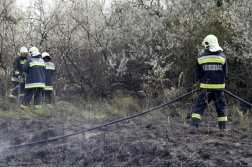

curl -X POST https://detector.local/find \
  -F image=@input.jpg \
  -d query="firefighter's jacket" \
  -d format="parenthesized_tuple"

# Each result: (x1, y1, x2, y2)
(44, 60, 55, 90)
(11, 56, 27, 82)
(23, 56, 45, 89)
(195, 49, 228, 91)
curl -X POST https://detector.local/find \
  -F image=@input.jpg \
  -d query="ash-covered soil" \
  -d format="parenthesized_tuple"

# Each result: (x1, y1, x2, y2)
(0, 114, 251, 167)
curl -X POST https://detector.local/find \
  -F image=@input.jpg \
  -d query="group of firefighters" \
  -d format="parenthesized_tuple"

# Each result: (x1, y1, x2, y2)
(9, 46, 55, 109)
(8, 34, 228, 133)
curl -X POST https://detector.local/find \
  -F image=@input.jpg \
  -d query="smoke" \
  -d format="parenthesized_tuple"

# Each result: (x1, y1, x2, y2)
(0, 139, 9, 154)
(84, 132, 93, 143)
(65, 131, 95, 144)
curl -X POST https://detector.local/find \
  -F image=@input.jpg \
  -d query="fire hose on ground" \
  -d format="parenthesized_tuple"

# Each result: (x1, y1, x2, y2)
(5, 88, 252, 149)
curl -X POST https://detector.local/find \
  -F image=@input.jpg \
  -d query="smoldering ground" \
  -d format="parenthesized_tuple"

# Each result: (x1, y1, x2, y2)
(0, 114, 251, 167)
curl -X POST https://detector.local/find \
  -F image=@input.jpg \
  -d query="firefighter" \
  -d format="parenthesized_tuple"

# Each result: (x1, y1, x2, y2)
(21, 47, 45, 109)
(9, 47, 28, 103)
(41, 52, 55, 108)
(189, 34, 228, 133)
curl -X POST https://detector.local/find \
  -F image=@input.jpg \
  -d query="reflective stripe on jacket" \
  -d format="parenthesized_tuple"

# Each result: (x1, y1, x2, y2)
(23, 56, 45, 89)
(195, 49, 228, 91)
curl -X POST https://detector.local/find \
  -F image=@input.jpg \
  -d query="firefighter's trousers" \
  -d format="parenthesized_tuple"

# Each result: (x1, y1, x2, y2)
(9, 81, 25, 103)
(21, 88, 43, 109)
(190, 89, 227, 129)
(43, 90, 53, 105)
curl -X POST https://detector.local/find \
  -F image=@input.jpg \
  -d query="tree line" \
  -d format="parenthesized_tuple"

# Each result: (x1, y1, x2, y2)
(0, 0, 251, 104)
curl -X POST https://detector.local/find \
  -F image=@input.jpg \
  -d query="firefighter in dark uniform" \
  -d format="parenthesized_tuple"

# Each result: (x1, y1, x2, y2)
(189, 34, 228, 133)
(41, 52, 55, 108)
(21, 47, 45, 109)
(9, 47, 28, 103)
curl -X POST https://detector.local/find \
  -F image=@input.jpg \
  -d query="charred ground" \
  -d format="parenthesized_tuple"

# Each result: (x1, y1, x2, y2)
(0, 111, 251, 167)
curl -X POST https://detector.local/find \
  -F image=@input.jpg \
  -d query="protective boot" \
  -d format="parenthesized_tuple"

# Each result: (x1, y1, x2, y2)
(188, 124, 197, 134)
(218, 122, 227, 132)
(9, 97, 16, 103)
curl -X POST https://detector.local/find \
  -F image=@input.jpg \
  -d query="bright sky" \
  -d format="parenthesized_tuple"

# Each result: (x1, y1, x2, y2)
(15, 0, 30, 8)
(16, 0, 168, 9)
(15, 0, 54, 9)
(15, 0, 113, 14)
(15, 0, 112, 7)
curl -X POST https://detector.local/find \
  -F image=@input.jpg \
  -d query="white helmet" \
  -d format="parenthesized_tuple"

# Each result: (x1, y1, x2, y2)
(19, 47, 28, 56)
(202, 34, 223, 52)
(29, 47, 41, 57)
(42, 52, 51, 60)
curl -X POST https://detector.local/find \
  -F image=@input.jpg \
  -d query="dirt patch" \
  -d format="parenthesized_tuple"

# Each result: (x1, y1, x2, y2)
(0, 115, 251, 166)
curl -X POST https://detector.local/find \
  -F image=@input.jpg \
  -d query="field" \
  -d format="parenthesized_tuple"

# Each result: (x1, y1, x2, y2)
(0, 96, 251, 167)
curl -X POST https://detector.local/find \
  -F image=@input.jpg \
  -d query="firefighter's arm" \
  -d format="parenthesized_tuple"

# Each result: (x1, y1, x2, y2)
(194, 60, 201, 79)
(13, 58, 20, 78)
(22, 60, 30, 73)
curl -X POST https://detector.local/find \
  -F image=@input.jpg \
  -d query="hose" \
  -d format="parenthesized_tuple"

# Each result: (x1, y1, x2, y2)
(7, 88, 200, 148)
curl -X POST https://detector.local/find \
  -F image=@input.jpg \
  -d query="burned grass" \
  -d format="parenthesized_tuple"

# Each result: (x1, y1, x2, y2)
(0, 112, 251, 166)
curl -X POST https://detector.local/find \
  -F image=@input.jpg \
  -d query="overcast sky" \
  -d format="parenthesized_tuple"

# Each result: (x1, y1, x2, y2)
(15, 0, 114, 14)
(15, 0, 54, 9)
(15, 0, 30, 8)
